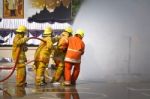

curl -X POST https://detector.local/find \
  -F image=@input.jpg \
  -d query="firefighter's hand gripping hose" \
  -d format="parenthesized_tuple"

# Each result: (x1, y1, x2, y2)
(0, 37, 46, 82)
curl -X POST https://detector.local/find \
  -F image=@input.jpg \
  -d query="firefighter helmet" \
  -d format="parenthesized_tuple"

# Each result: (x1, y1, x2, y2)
(75, 29, 84, 38)
(65, 27, 73, 33)
(43, 26, 52, 36)
(16, 25, 27, 33)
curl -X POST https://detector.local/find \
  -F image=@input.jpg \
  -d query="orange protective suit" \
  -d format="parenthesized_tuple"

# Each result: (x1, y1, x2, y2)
(64, 34, 85, 85)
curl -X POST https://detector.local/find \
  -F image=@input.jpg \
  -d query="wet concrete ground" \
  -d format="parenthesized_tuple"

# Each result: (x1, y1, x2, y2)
(1, 71, 150, 99)
(1, 60, 150, 99)
(1, 80, 150, 99)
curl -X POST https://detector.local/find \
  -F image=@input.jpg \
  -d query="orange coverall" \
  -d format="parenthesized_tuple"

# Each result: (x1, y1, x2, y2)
(64, 36, 85, 85)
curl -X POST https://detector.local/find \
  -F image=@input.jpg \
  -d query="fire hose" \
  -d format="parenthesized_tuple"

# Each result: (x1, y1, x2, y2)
(0, 37, 46, 82)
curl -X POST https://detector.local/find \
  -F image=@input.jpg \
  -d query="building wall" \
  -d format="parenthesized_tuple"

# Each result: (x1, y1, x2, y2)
(0, 47, 37, 61)
(0, 0, 2, 17)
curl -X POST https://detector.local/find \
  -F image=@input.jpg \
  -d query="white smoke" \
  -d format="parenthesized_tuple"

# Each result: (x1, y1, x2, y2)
(73, 0, 150, 82)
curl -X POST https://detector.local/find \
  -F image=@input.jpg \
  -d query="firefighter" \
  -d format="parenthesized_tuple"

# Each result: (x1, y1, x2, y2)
(12, 25, 29, 87)
(34, 26, 53, 86)
(51, 27, 73, 84)
(63, 29, 85, 86)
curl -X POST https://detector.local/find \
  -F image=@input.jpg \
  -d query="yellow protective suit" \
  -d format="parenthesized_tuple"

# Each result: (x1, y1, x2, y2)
(34, 36, 53, 85)
(12, 34, 29, 87)
(51, 31, 70, 82)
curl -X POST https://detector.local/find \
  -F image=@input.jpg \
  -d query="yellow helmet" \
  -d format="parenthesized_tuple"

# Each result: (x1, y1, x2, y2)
(43, 26, 52, 36)
(75, 29, 84, 38)
(65, 27, 73, 33)
(61, 32, 69, 37)
(16, 25, 27, 33)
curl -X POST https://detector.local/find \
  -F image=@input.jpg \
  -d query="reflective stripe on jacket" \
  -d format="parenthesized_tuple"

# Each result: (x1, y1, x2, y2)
(65, 36, 85, 63)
